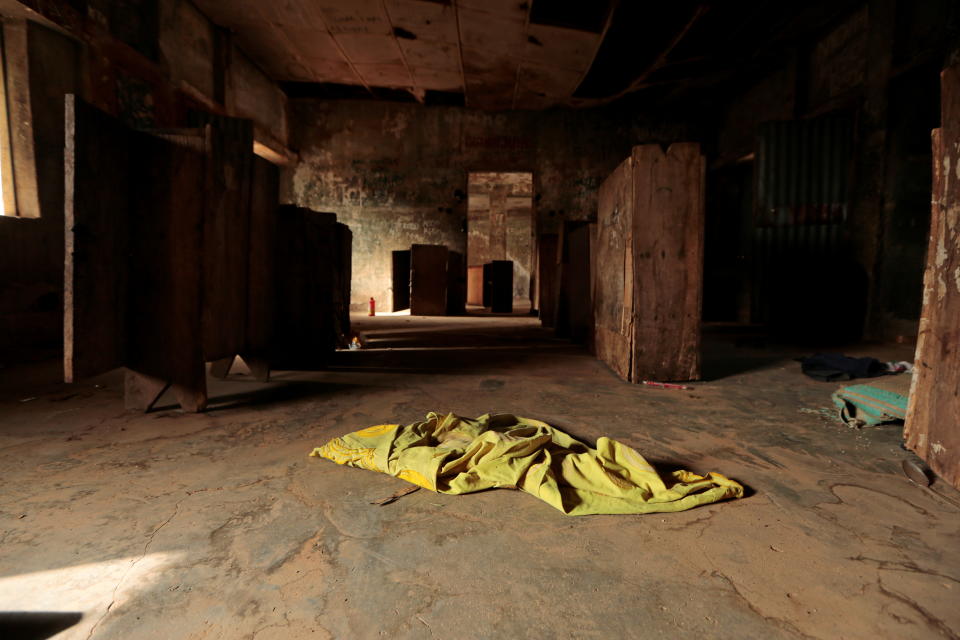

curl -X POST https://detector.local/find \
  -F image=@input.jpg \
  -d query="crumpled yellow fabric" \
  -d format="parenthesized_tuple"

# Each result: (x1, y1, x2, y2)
(310, 412, 743, 516)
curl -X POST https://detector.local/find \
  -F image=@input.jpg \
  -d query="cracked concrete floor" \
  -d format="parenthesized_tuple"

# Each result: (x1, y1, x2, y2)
(1, 313, 959, 639)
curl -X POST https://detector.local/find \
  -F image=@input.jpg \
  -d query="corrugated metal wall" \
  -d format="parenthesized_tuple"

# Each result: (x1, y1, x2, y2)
(753, 115, 854, 324)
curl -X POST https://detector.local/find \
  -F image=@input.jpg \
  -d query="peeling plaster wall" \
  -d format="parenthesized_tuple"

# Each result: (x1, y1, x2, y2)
(467, 172, 533, 300)
(285, 99, 690, 308)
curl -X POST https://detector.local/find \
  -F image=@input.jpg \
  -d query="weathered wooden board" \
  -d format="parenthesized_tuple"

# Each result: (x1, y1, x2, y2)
(594, 156, 633, 379)
(392, 250, 411, 311)
(410, 244, 448, 316)
(190, 115, 254, 361)
(905, 64, 960, 490)
(63, 94, 130, 382)
(631, 143, 704, 382)
(536, 234, 559, 327)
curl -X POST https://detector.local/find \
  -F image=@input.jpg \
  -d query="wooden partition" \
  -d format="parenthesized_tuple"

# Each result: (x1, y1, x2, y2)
(65, 96, 350, 409)
(65, 95, 207, 411)
(410, 244, 449, 315)
(272, 207, 347, 368)
(242, 157, 281, 381)
(904, 63, 960, 490)
(594, 143, 705, 382)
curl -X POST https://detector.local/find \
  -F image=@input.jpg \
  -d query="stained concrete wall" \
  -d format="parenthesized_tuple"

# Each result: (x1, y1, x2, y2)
(467, 172, 533, 301)
(286, 99, 689, 308)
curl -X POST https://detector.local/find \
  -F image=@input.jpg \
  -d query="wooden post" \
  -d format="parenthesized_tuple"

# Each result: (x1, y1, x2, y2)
(904, 63, 960, 489)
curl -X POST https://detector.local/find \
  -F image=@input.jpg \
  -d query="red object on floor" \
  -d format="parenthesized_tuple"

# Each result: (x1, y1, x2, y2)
(369, 297, 376, 316)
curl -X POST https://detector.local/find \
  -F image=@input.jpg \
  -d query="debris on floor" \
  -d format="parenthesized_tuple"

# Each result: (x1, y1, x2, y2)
(310, 411, 744, 515)
(799, 353, 887, 381)
(799, 353, 913, 382)
(831, 373, 912, 428)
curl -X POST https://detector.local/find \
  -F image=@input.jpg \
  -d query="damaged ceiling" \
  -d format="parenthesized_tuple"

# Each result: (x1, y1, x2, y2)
(192, 0, 865, 110)
(192, 0, 611, 109)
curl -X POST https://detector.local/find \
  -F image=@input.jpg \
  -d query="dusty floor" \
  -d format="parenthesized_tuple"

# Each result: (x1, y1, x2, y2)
(1, 314, 958, 639)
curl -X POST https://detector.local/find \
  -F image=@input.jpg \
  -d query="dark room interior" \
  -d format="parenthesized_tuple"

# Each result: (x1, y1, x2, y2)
(0, 0, 959, 638)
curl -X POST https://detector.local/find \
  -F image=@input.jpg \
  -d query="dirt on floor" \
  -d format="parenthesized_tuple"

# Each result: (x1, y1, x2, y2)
(0, 314, 958, 639)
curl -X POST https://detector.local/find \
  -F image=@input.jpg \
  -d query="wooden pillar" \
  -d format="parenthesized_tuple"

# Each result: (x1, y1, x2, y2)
(904, 63, 960, 490)
(594, 143, 705, 382)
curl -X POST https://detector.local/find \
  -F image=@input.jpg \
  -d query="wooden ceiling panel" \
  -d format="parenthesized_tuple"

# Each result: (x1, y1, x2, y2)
(384, 0, 459, 43)
(399, 39, 461, 72)
(259, 0, 326, 28)
(195, 0, 612, 108)
(284, 30, 343, 62)
(317, 0, 391, 35)
(411, 67, 463, 91)
(336, 34, 404, 65)
(457, 0, 529, 22)
(458, 8, 526, 57)
(517, 62, 583, 97)
(193, 0, 263, 29)
(300, 58, 360, 84)
(524, 24, 600, 72)
(354, 62, 413, 87)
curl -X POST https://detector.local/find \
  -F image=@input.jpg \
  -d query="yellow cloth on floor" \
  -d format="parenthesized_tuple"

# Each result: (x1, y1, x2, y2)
(310, 412, 744, 516)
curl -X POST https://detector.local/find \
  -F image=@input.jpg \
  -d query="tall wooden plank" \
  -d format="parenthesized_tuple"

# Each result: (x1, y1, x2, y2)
(594, 157, 634, 380)
(905, 64, 960, 489)
(536, 234, 559, 327)
(245, 157, 279, 361)
(631, 143, 704, 382)
(63, 95, 130, 382)
(199, 117, 254, 361)
(125, 130, 206, 404)
(410, 244, 449, 316)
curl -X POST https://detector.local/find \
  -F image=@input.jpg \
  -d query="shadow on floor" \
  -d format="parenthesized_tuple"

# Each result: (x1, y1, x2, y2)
(0, 612, 83, 640)
(152, 380, 368, 413)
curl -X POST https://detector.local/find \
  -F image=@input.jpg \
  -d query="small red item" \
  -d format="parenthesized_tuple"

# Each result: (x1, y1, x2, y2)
(369, 297, 376, 316)
(641, 380, 692, 390)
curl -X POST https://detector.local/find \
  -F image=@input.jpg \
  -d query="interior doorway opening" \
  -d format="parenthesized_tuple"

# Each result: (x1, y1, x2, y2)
(465, 172, 534, 312)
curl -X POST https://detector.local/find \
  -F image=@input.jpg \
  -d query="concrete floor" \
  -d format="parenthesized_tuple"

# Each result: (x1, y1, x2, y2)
(1, 314, 958, 639)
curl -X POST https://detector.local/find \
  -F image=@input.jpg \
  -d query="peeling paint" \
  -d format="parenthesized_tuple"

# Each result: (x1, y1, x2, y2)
(286, 99, 690, 306)
(932, 442, 945, 455)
